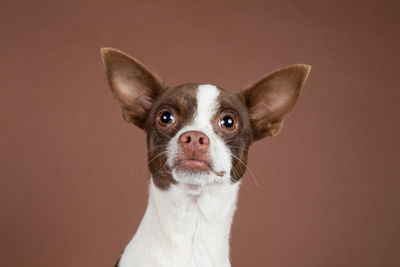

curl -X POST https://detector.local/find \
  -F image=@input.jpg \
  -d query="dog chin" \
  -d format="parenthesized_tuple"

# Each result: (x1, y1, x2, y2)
(172, 168, 223, 186)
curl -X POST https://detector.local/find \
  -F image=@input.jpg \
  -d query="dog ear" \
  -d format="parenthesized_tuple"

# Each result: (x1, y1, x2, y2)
(242, 64, 310, 140)
(100, 48, 164, 129)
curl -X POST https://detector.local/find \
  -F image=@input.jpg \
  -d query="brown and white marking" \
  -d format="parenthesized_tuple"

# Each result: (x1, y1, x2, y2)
(101, 48, 310, 267)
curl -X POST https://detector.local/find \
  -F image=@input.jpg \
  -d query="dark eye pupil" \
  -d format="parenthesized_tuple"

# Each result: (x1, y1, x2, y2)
(160, 112, 173, 124)
(221, 116, 234, 128)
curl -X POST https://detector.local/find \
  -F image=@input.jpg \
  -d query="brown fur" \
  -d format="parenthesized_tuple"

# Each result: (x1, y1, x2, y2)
(100, 48, 310, 190)
(215, 88, 253, 182)
(101, 48, 165, 129)
(145, 84, 198, 190)
(242, 64, 311, 140)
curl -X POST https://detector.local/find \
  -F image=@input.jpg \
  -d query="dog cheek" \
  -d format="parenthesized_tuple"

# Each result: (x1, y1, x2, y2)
(230, 158, 245, 182)
(229, 148, 248, 182)
(148, 151, 176, 190)
(147, 132, 178, 190)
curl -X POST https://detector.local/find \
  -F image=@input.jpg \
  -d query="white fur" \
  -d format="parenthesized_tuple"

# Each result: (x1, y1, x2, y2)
(167, 84, 232, 186)
(118, 85, 239, 267)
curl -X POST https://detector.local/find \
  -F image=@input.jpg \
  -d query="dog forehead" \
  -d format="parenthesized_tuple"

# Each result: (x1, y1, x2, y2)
(154, 83, 198, 113)
(152, 83, 246, 127)
(153, 83, 220, 117)
(194, 84, 220, 125)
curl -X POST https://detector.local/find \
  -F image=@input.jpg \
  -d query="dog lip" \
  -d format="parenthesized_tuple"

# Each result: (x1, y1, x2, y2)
(173, 159, 226, 177)
(177, 159, 210, 172)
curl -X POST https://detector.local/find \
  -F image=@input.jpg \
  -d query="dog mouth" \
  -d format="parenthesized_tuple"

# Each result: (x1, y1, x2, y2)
(173, 159, 225, 177)
(178, 159, 209, 172)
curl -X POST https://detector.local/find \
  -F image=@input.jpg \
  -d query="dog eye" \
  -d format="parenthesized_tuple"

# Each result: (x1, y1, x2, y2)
(158, 111, 175, 126)
(219, 115, 237, 130)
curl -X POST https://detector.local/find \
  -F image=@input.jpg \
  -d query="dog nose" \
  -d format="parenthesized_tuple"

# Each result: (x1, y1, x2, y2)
(178, 131, 210, 152)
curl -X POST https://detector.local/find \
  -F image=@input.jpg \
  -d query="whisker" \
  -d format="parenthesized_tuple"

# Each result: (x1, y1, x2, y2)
(147, 144, 169, 154)
(227, 145, 249, 152)
(161, 159, 170, 173)
(225, 138, 247, 144)
(231, 165, 240, 180)
(231, 154, 259, 186)
(231, 165, 250, 191)
(148, 151, 169, 165)
(158, 131, 173, 140)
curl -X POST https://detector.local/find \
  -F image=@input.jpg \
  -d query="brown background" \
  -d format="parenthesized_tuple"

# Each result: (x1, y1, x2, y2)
(1, 0, 399, 266)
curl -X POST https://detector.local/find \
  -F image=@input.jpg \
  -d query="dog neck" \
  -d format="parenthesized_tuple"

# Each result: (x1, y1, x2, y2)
(118, 178, 240, 267)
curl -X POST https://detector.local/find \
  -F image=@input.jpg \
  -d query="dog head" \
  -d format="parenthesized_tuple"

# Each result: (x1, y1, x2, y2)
(101, 48, 310, 190)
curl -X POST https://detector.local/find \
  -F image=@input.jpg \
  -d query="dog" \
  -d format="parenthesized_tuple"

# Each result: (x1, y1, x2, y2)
(100, 48, 310, 267)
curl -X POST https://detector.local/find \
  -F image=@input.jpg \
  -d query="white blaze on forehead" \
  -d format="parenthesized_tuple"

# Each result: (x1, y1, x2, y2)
(195, 84, 220, 127)
(166, 83, 232, 185)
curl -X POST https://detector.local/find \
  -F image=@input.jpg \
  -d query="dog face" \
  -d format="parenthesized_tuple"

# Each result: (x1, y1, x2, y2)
(101, 48, 310, 190)
(146, 83, 252, 188)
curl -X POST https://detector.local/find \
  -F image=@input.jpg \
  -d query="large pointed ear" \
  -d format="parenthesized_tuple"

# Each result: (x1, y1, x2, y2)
(242, 64, 311, 140)
(100, 47, 164, 129)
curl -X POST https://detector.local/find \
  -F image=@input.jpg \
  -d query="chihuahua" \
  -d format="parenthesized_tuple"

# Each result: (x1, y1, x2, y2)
(101, 48, 310, 267)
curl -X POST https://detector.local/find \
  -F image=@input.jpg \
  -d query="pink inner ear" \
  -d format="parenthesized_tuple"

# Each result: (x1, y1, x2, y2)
(101, 48, 165, 128)
(114, 76, 152, 109)
(263, 77, 298, 117)
(248, 80, 297, 125)
(243, 64, 310, 139)
(102, 47, 162, 110)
